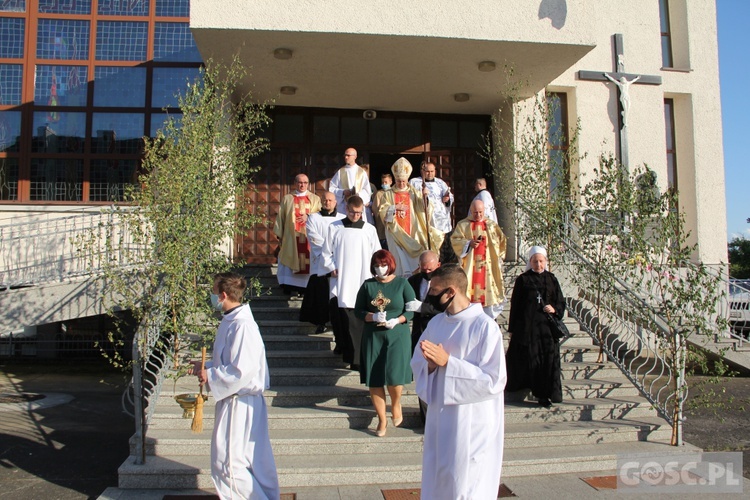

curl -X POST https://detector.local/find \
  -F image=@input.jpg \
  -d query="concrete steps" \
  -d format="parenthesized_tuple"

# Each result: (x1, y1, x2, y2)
(116, 263, 687, 492)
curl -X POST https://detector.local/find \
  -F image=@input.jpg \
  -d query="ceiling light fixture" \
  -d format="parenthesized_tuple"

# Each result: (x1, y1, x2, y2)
(280, 86, 297, 95)
(454, 93, 470, 102)
(273, 48, 293, 60)
(478, 61, 496, 72)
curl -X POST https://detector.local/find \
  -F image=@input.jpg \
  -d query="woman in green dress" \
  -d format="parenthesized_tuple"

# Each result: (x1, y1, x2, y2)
(355, 249, 416, 436)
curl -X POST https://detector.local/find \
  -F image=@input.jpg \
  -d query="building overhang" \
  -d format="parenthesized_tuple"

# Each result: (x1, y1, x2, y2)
(190, 0, 597, 114)
(191, 28, 594, 115)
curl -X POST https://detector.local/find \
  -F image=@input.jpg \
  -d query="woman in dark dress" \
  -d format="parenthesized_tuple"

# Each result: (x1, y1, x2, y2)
(506, 246, 566, 408)
(355, 249, 416, 436)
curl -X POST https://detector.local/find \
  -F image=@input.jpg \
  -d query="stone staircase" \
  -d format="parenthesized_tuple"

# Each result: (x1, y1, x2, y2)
(115, 264, 693, 492)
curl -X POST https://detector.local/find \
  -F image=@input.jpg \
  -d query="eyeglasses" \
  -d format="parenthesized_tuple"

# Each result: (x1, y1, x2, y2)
(297, 181, 309, 184)
(347, 210, 363, 215)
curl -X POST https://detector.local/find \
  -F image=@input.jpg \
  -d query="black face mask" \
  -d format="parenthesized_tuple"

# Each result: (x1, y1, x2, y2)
(426, 287, 454, 313)
(423, 271, 433, 281)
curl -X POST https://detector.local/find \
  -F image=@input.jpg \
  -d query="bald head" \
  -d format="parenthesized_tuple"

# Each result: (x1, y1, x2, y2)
(470, 199, 485, 222)
(475, 178, 487, 192)
(419, 250, 441, 274)
(321, 191, 337, 211)
(344, 148, 357, 166)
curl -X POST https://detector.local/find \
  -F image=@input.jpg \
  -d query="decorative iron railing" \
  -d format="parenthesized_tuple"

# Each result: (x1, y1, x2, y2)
(0, 207, 144, 289)
(125, 303, 171, 465)
(514, 199, 724, 446)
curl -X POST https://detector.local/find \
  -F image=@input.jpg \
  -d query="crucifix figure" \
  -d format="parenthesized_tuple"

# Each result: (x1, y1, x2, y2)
(577, 34, 662, 169)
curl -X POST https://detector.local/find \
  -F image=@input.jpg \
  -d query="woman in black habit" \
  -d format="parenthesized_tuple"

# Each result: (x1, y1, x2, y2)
(506, 246, 565, 408)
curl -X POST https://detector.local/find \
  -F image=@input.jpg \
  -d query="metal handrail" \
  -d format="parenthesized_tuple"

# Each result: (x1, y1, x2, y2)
(515, 199, 689, 443)
(0, 206, 145, 289)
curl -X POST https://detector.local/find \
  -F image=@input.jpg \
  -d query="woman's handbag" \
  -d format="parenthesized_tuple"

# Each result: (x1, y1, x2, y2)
(546, 313, 570, 341)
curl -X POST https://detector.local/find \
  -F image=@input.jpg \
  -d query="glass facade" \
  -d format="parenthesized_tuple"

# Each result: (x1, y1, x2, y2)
(0, 0, 201, 203)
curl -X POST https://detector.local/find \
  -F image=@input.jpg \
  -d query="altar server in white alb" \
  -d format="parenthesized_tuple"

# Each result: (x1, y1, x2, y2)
(328, 147, 372, 215)
(193, 272, 280, 500)
(411, 264, 506, 500)
(322, 195, 381, 367)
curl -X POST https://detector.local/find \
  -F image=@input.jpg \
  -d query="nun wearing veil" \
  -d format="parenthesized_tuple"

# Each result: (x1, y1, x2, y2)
(506, 246, 565, 408)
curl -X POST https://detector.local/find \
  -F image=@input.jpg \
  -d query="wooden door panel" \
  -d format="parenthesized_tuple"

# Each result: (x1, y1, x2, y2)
(236, 148, 305, 263)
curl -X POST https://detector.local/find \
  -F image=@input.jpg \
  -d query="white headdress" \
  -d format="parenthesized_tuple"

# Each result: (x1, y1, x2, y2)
(391, 157, 413, 181)
(525, 245, 549, 272)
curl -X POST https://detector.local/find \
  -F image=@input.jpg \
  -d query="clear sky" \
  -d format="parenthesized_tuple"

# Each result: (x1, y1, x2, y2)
(718, 0, 749, 239)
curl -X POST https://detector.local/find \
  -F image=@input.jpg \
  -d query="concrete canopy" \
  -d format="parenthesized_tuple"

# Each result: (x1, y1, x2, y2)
(191, 28, 594, 114)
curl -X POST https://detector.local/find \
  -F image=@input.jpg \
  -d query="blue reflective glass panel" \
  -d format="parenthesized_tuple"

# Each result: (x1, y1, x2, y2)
(154, 22, 201, 62)
(0, 64, 23, 105)
(39, 0, 91, 14)
(150, 113, 182, 137)
(151, 67, 200, 108)
(90, 159, 139, 201)
(97, 0, 149, 16)
(96, 21, 147, 61)
(0, 18, 25, 58)
(0, 1, 26, 12)
(91, 113, 145, 154)
(0, 111, 22, 152)
(30, 158, 83, 201)
(0, 158, 19, 200)
(32, 112, 86, 153)
(34, 65, 88, 106)
(94, 66, 146, 107)
(156, 0, 189, 17)
(37, 20, 90, 60)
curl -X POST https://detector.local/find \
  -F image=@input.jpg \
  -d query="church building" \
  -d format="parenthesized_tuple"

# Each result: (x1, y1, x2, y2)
(0, 0, 727, 267)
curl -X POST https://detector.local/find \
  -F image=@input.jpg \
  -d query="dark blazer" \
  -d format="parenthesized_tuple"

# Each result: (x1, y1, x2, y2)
(407, 272, 440, 352)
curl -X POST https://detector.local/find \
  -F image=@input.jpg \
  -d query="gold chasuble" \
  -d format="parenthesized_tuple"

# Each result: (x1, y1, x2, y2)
(273, 191, 321, 273)
(378, 187, 443, 260)
(451, 217, 507, 307)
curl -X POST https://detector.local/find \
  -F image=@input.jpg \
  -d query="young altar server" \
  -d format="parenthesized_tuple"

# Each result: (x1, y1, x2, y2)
(322, 195, 381, 367)
(411, 264, 506, 500)
(193, 272, 280, 500)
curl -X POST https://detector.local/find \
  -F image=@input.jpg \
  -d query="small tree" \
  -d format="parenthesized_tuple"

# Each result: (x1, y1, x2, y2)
(728, 236, 750, 278)
(573, 154, 728, 445)
(83, 56, 270, 370)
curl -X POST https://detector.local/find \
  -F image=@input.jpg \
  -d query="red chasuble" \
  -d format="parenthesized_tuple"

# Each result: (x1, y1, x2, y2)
(470, 220, 488, 305)
(394, 191, 412, 235)
(293, 194, 313, 274)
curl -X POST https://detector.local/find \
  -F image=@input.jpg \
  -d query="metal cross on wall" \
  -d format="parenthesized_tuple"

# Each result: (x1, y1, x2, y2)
(577, 34, 662, 170)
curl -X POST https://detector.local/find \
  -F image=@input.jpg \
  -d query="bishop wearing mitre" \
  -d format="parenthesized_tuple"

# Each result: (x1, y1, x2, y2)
(378, 157, 444, 277)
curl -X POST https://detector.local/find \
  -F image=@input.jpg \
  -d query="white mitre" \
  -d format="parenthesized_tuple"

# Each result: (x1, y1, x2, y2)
(391, 157, 413, 181)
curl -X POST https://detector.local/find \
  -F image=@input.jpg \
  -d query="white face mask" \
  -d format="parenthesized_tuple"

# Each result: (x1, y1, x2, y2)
(210, 293, 224, 311)
(374, 265, 389, 278)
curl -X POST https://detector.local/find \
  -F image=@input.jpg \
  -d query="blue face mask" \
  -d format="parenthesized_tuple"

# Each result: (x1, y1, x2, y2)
(210, 293, 224, 311)
(381, 184, 391, 190)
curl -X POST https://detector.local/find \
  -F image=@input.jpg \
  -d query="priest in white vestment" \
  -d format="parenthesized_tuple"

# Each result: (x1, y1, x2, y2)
(378, 157, 444, 277)
(193, 272, 280, 500)
(409, 161, 454, 234)
(328, 147, 372, 215)
(322, 195, 381, 366)
(411, 264, 506, 500)
(273, 173, 321, 293)
(299, 191, 346, 333)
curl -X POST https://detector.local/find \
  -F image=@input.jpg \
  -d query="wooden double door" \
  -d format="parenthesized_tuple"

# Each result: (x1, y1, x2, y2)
(235, 147, 485, 264)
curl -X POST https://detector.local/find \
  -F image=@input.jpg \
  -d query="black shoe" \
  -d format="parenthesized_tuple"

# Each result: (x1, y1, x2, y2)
(539, 399, 552, 408)
(315, 325, 327, 334)
(349, 364, 360, 371)
(333, 346, 342, 355)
